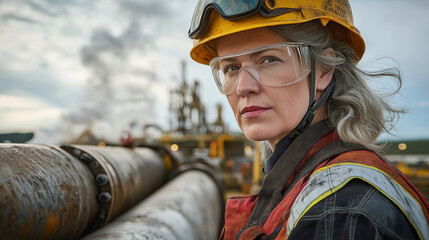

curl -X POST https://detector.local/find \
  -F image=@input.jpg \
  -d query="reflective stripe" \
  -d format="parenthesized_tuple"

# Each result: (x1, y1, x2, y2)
(286, 163, 429, 240)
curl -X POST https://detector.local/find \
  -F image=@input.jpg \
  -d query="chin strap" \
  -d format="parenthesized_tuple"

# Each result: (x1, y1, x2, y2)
(293, 57, 335, 136)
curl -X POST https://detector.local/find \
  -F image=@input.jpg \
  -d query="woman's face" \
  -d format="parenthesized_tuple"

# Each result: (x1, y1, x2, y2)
(217, 27, 311, 149)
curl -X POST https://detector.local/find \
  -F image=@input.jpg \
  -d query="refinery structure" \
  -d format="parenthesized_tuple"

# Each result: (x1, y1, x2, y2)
(148, 60, 263, 194)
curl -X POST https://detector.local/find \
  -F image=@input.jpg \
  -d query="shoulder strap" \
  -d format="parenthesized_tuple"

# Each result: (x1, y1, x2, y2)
(283, 140, 367, 196)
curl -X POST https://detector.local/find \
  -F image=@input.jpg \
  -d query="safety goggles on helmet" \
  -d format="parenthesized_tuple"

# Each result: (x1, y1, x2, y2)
(189, 0, 262, 39)
(209, 42, 310, 95)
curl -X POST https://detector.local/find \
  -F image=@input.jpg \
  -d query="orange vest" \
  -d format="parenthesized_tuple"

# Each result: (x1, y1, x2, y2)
(220, 131, 429, 239)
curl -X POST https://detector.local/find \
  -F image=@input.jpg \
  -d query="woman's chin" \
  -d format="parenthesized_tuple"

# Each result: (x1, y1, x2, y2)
(242, 125, 291, 144)
(242, 129, 272, 142)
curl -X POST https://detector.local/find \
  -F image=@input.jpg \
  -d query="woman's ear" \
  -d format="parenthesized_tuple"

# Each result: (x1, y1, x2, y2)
(315, 48, 335, 91)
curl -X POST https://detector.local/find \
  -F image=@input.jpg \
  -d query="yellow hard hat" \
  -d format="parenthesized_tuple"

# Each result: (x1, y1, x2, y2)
(189, 0, 365, 65)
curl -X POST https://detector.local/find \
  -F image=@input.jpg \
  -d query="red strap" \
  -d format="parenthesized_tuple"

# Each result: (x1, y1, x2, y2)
(284, 131, 339, 190)
(238, 225, 265, 240)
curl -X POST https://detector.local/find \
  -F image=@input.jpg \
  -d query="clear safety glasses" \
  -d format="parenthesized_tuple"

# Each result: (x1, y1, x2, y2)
(189, 0, 262, 39)
(209, 42, 311, 95)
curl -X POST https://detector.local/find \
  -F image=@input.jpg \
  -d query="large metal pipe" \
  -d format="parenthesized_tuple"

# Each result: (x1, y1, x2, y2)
(82, 165, 224, 240)
(61, 145, 169, 229)
(1, 144, 173, 239)
(0, 144, 98, 240)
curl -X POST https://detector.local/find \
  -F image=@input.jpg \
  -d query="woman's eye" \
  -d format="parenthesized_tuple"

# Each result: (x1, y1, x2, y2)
(261, 56, 281, 64)
(223, 65, 240, 74)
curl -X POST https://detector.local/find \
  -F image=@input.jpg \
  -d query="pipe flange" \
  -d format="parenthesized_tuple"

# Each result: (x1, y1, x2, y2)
(61, 145, 115, 230)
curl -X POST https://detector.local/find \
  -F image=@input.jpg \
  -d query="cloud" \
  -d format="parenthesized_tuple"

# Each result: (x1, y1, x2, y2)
(0, 0, 184, 144)
(119, 0, 166, 18)
(50, 0, 174, 143)
(27, 1, 58, 17)
(0, 66, 82, 109)
(1, 13, 38, 24)
(0, 95, 63, 132)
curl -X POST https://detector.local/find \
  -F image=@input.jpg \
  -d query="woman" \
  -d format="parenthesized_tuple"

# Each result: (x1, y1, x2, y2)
(188, 0, 429, 239)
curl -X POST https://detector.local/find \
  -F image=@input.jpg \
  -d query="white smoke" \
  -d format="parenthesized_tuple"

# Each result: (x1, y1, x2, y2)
(35, 0, 173, 144)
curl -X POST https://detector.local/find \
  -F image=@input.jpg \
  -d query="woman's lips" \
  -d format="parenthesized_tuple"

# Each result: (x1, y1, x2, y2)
(241, 106, 269, 118)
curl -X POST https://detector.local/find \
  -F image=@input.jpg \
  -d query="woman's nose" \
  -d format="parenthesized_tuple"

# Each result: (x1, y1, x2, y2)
(236, 67, 261, 96)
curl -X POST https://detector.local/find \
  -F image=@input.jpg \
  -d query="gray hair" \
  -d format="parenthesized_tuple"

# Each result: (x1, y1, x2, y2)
(269, 21, 404, 152)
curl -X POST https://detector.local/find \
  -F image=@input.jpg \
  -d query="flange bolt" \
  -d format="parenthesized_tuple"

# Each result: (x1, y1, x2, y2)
(96, 174, 109, 186)
(98, 192, 112, 203)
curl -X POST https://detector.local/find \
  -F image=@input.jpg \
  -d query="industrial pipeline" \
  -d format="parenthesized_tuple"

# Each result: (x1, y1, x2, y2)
(0, 143, 224, 240)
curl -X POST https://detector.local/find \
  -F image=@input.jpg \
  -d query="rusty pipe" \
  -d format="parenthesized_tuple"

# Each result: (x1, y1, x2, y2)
(82, 167, 223, 240)
(1, 144, 173, 239)
(61, 145, 169, 229)
(0, 144, 98, 240)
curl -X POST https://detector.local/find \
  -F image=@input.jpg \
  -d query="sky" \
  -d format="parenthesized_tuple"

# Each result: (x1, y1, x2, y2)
(0, 0, 428, 145)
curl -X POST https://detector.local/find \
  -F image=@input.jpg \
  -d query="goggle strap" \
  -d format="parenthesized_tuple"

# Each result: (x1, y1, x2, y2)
(309, 57, 316, 109)
(294, 58, 335, 134)
(311, 78, 334, 112)
(294, 57, 316, 134)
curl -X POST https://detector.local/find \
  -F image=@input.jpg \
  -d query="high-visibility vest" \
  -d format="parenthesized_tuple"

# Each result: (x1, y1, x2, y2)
(220, 132, 429, 239)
